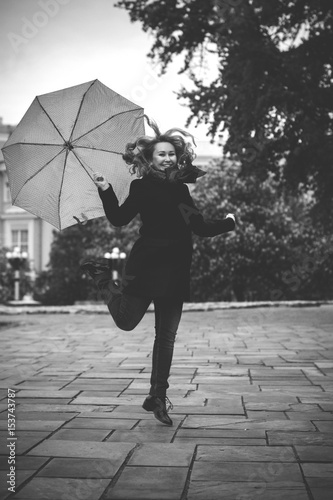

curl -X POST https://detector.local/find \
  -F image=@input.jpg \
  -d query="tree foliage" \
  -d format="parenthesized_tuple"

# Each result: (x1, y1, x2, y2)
(190, 159, 333, 301)
(33, 215, 141, 305)
(33, 162, 333, 304)
(117, 0, 333, 227)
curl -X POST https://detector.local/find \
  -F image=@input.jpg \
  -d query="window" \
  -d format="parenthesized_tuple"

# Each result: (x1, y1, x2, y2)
(11, 229, 29, 253)
(4, 178, 11, 202)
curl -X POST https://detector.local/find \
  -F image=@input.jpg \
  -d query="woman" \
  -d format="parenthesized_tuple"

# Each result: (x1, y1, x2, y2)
(82, 117, 235, 426)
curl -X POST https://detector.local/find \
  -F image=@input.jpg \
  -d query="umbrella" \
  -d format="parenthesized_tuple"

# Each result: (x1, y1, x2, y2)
(1, 79, 145, 230)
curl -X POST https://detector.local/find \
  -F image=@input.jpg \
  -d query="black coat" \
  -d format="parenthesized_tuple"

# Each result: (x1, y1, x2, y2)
(99, 174, 235, 300)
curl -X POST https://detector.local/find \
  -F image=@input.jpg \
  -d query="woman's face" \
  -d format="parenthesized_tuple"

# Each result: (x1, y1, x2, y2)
(151, 142, 177, 170)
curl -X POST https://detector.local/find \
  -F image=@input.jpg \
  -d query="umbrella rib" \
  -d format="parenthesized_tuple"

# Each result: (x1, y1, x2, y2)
(72, 108, 144, 143)
(12, 148, 65, 204)
(2, 142, 65, 150)
(69, 80, 97, 143)
(73, 146, 122, 155)
(57, 150, 69, 231)
(36, 97, 66, 142)
(71, 149, 94, 177)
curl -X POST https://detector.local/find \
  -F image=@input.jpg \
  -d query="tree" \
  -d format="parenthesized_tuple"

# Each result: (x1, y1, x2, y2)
(33, 215, 141, 305)
(116, 0, 333, 227)
(189, 159, 333, 301)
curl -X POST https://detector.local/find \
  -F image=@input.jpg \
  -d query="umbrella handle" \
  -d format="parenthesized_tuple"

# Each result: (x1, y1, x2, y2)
(73, 215, 88, 225)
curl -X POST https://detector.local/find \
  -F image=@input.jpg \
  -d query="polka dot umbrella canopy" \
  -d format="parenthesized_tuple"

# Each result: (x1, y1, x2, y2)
(1, 79, 145, 230)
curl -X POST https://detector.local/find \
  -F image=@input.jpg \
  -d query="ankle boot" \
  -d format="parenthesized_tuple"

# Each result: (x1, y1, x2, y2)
(142, 395, 173, 426)
(80, 259, 121, 302)
(80, 259, 110, 285)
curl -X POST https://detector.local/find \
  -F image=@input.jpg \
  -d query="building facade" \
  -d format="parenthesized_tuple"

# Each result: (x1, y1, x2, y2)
(0, 118, 55, 274)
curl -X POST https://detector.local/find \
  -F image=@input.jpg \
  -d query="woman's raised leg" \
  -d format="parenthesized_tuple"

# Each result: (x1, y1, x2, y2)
(81, 260, 151, 331)
(107, 292, 152, 331)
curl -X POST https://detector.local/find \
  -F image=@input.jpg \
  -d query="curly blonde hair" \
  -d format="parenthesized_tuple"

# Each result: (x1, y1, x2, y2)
(122, 115, 197, 177)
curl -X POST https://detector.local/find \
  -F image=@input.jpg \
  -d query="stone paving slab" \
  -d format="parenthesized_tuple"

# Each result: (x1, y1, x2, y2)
(195, 445, 296, 462)
(0, 421, 66, 432)
(0, 456, 48, 471)
(0, 470, 36, 500)
(36, 457, 124, 478)
(301, 462, 333, 477)
(173, 437, 267, 446)
(104, 466, 189, 500)
(15, 391, 80, 399)
(187, 482, 310, 500)
(63, 418, 138, 430)
(312, 421, 333, 432)
(306, 477, 333, 500)
(13, 404, 117, 413)
(268, 432, 333, 446)
(77, 409, 153, 420)
(176, 428, 265, 438)
(0, 412, 78, 421)
(12, 477, 111, 500)
(128, 443, 195, 466)
(0, 431, 52, 455)
(11, 398, 73, 405)
(48, 429, 111, 441)
(191, 460, 304, 484)
(295, 446, 333, 462)
(285, 411, 333, 420)
(182, 416, 316, 431)
(106, 427, 178, 444)
(0, 305, 332, 499)
(28, 440, 135, 459)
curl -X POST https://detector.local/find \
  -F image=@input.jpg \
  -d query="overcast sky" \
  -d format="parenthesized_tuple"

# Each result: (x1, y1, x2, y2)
(0, 0, 219, 149)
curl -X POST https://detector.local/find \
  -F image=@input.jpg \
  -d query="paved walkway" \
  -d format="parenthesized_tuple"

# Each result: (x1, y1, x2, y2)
(0, 305, 332, 500)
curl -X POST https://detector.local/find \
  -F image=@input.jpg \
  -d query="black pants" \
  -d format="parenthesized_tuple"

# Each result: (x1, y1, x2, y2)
(107, 293, 183, 398)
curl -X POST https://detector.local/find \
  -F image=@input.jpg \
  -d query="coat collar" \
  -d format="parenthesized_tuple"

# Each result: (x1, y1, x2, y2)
(146, 163, 206, 184)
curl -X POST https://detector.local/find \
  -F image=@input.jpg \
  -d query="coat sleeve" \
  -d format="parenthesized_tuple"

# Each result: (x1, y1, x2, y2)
(98, 180, 140, 227)
(179, 184, 235, 237)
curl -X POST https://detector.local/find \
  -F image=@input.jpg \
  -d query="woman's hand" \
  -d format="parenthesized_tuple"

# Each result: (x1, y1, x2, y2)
(226, 213, 236, 223)
(92, 172, 109, 191)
